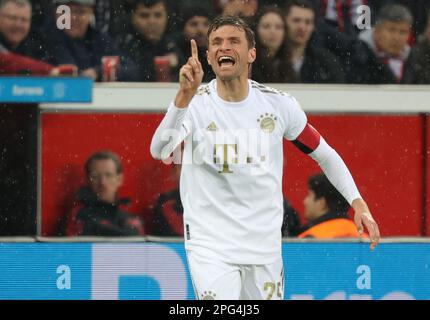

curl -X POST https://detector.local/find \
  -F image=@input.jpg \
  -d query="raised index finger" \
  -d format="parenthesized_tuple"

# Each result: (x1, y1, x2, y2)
(191, 39, 199, 60)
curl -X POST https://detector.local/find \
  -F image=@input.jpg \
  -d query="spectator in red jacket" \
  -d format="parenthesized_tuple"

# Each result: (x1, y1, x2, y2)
(0, 0, 57, 75)
(0, 43, 56, 75)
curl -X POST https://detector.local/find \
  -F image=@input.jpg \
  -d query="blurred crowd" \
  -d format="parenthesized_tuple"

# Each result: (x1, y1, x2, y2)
(0, 0, 429, 84)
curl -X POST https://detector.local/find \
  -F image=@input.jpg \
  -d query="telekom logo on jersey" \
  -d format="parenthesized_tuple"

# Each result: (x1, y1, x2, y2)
(159, 128, 275, 175)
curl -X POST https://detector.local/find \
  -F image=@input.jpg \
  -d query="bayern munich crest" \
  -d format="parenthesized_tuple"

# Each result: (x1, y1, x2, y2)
(257, 113, 277, 133)
(201, 290, 216, 300)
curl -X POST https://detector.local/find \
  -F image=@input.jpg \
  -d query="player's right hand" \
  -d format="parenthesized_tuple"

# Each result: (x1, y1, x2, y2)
(179, 39, 204, 95)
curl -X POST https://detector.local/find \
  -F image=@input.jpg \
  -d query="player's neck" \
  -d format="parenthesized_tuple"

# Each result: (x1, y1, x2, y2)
(215, 76, 249, 102)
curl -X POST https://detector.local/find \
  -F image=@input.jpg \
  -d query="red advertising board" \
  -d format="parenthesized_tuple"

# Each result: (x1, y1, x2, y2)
(41, 113, 425, 236)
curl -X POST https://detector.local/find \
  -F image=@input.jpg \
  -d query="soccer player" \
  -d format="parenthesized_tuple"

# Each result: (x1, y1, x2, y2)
(150, 16, 380, 300)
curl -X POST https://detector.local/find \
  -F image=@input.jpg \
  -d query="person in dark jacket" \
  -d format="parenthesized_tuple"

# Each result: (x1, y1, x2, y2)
(116, 0, 179, 82)
(346, 4, 414, 84)
(217, 0, 259, 27)
(64, 151, 144, 236)
(44, 0, 138, 81)
(176, 6, 215, 83)
(404, 9, 430, 84)
(151, 164, 183, 236)
(313, 0, 368, 36)
(152, 189, 183, 237)
(284, 0, 346, 83)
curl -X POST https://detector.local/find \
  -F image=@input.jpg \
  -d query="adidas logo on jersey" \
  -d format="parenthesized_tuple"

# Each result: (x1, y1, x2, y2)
(206, 122, 218, 131)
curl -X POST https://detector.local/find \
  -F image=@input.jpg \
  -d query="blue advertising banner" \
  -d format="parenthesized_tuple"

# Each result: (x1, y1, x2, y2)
(0, 242, 428, 300)
(0, 244, 92, 300)
(0, 77, 92, 103)
(282, 243, 430, 300)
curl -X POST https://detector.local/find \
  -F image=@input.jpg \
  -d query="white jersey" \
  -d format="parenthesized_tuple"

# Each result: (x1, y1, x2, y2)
(181, 79, 306, 264)
(150, 79, 361, 265)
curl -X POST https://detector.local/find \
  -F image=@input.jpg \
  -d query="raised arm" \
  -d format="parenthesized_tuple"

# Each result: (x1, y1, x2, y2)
(150, 39, 204, 160)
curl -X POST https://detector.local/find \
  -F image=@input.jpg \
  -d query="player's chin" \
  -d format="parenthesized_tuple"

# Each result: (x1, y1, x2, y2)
(214, 68, 237, 81)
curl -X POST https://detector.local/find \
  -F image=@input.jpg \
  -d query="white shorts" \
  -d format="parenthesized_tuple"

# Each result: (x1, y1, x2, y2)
(186, 249, 284, 300)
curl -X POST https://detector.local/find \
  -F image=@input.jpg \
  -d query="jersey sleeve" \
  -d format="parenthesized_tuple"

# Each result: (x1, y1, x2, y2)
(279, 94, 362, 205)
(150, 100, 194, 161)
(280, 95, 308, 141)
(309, 137, 362, 205)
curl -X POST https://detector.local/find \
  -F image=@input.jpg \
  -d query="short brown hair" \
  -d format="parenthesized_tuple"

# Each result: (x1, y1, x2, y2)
(0, 0, 31, 10)
(376, 4, 413, 26)
(207, 15, 256, 49)
(85, 150, 123, 177)
(284, 0, 315, 16)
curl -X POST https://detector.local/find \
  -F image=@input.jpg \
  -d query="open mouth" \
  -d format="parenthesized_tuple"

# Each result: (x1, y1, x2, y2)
(217, 56, 236, 67)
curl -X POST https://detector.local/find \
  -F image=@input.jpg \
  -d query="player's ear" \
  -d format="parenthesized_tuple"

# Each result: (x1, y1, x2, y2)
(248, 47, 256, 64)
(206, 49, 211, 65)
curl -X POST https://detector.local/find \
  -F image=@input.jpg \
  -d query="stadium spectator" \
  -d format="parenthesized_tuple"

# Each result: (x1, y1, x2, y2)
(283, 0, 346, 83)
(92, 0, 134, 38)
(252, 6, 294, 83)
(0, 0, 56, 74)
(32, 0, 134, 38)
(315, 0, 368, 36)
(176, 6, 215, 83)
(116, 0, 179, 82)
(43, 0, 138, 81)
(65, 151, 144, 237)
(298, 173, 363, 238)
(217, 0, 259, 25)
(369, 0, 430, 38)
(151, 164, 183, 236)
(346, 4, 413, 84)
(404, 9, 430, 84)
